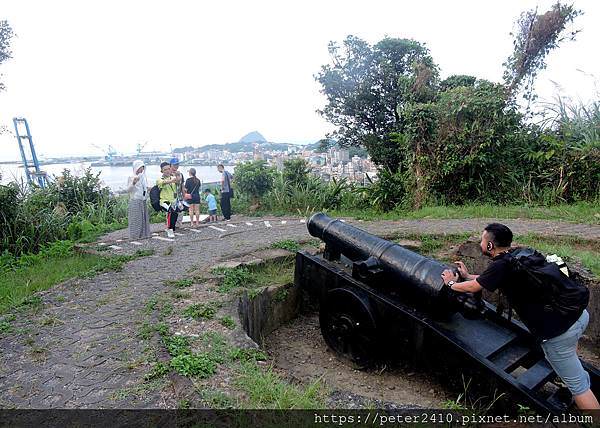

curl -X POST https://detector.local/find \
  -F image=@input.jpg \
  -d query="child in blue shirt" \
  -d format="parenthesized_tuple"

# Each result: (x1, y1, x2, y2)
(204, 189, 218, 222)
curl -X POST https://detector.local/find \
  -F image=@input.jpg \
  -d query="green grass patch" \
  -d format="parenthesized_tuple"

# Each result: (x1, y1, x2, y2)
(199, 389, 236, 409)
(235, 361, 326, 409)
(213, 258, 296, 295)
(271, 240, 301, 252)
(219, 316, 236, 329)
(170, 353, 217, 378)
(183, 302, 222, 320)
(0, 247, 154, 313)
(164, 278, 194, 288)
(163, 335, 192, 357)
(144, 361, 171, 381)
(328, 202, 599, 224)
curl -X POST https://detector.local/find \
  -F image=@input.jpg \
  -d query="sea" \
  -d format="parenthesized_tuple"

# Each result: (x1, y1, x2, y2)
(0, 162, 229, 193)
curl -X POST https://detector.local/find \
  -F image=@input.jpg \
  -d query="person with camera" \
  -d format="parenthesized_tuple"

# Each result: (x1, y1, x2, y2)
(441, 223, 599, 410)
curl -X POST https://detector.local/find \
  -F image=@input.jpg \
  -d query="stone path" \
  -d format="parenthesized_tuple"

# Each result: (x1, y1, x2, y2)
(0, 215, 598, 408)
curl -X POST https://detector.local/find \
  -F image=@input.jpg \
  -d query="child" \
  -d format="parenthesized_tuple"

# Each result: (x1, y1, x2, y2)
(184, 168, 202, 226)
(204, 188, 218, 222)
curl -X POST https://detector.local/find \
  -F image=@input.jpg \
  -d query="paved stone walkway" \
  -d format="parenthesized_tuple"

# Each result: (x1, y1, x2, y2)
(0, 215, 597, 408)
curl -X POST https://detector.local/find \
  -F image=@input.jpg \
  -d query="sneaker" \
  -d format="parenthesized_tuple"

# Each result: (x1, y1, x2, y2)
(166, 229, 175, 238)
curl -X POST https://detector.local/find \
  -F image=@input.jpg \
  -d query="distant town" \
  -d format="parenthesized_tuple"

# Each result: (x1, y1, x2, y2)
(7, 131, 380, 184)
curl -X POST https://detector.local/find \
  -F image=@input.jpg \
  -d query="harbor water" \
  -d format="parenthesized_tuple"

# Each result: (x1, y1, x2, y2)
(0, 162, 230, 192)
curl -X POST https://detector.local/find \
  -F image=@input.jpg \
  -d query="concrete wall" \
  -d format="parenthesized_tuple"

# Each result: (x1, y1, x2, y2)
(238, 282, 301, 345)
(454, 241, 600, 345)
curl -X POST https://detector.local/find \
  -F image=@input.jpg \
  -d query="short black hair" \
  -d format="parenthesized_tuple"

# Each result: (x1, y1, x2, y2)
(160, 161, 170, 169)
(484, 223, 513, 248)
(204, 188, 211, 193)
(217, 164, 224, 168)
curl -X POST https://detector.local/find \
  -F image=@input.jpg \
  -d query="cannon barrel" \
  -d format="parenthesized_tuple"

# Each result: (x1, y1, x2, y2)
(308, 212, 450, 301)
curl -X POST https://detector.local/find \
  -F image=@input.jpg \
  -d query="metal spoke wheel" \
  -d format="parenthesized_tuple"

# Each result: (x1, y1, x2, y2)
(319, 287, 379, 369)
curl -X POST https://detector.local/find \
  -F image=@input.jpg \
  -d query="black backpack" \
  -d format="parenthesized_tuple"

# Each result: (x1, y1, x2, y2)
(149, 185, 161, 212)
(508, 248, 589, 318)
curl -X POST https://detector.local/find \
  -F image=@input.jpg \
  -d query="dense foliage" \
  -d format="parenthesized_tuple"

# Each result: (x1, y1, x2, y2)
(315, 3, 597, 210)
(232, 160, 274, 203)
(0, 168, 128, 258)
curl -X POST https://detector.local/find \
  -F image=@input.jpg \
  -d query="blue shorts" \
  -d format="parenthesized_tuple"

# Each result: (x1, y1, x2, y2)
(209, 209, 217, 215)
(541, 310, 590, 396)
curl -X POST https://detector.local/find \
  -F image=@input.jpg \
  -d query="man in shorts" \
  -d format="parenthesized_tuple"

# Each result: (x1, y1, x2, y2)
(441, 223, 599, 409)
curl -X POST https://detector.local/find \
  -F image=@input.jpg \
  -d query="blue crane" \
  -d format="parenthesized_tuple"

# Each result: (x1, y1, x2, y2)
(13, 117, 47, 188)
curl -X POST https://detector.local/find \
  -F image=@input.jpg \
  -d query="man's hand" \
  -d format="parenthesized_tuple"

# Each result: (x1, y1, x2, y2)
(454, 261, 469, 279)
(441, 269, 458, 285)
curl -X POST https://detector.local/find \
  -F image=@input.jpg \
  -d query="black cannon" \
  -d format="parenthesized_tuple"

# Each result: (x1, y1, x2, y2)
(295, 213, 600, 414)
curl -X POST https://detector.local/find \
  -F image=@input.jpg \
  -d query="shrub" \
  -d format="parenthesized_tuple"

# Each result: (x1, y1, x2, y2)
(233, 160, 275, 203)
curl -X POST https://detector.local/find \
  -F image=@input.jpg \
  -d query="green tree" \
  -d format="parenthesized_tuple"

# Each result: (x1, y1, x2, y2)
(315, 35, 436, 170)
(0, 20, 14, 91)
(233, 160, 274, 203)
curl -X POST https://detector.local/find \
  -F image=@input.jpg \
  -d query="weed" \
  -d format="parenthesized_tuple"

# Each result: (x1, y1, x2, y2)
(163, 335, 191, 357)
(40, 316, 63, 327)
(216, 267, 253, 293)
(54, 296, 66, 303)
(271, 240, 301, 252)
(219, 316, 236, 330)
(171, 290, 191, 300)
(144, 361, 171, 381)
(145, 296, 159, 314)
(229, 347, 268, 362)
(170, 353, 217, 378)
(0, 321, 13, 334)
(139, 322, 154, 340)
(111, 378, 166, 401)
(178, 399, 191, 409)
(248, 288, 261, 300)
(154, 322, 169, 337)
(274, 287, 289, 302)
(163, 246, 174, 256)
(199, 389, 236, 409)
(183, 302, 222, 320)
(235, 361, 325, 409)
(17, 296, 43, 311)
(160, 302, 174, 319)
(164, 278, 194, 288)
(201, 331, 230, 364)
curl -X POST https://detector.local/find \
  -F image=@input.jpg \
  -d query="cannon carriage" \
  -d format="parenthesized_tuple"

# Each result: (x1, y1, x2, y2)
(295, 213, 600, 414)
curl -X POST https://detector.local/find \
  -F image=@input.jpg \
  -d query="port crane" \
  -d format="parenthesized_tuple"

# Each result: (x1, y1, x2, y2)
(12, 117, 48, 188)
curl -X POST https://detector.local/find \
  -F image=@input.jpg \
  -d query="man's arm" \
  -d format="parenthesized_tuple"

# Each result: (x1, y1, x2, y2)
(450, 279, 483, 293)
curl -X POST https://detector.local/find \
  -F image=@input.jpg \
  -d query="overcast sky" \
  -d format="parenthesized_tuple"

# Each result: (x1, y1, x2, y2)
(0, 0, 598, 161)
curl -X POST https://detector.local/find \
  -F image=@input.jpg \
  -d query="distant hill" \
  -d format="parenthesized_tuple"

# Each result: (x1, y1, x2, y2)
(173, 131, 318, 154)
(239, 131, 267, 144)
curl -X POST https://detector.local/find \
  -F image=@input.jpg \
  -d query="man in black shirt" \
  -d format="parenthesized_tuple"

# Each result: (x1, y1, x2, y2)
(441, 223, 599, 409)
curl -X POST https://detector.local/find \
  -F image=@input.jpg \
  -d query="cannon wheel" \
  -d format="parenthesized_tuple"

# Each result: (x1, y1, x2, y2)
(319, 287, 379, 369)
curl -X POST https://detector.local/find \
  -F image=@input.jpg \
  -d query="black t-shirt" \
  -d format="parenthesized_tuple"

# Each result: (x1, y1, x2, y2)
(476, 251, 576, 340)
(184, 177, 201, 203)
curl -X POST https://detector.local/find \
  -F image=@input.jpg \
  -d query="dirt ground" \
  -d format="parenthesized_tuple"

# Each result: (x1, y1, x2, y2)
(264, 313, 449, 408)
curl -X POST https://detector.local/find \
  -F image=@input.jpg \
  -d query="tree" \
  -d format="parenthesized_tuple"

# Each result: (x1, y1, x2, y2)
(503, 3, 580, 104)
(0, 20, 14, 92)
(316, 35, 436, 169)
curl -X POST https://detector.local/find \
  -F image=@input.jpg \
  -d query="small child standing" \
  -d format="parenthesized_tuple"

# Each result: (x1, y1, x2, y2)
(204, 189, 218, 222)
